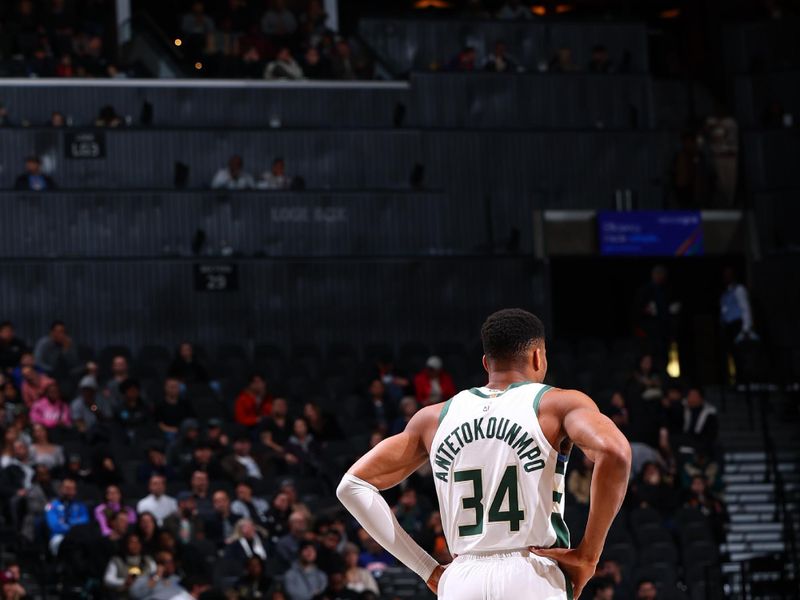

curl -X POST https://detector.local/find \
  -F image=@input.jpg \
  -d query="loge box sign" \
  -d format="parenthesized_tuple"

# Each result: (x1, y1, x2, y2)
(64, 131, 106, 159)
(193, 263, 239, 292)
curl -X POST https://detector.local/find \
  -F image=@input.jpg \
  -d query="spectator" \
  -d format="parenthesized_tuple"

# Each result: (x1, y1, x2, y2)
(96, 484, 137, 537)
(95, 105, 123, 127)
(484, 41, 519, 73)
(264, 491, 292, 542)
(104, 533, 157, 598)
(234, 374, 272, 428)
(0, 322, 27, 371)
(224, 518, 268, 564)
(236, 556, 272, 599)
(549, 47, 579, 72)
(446, 46, 477, 72)
(356, 529, 395, 571)
(418, 511, 450, 564)
(183, 445, 225, 483)
(298, 0, 330, 46)
(389, 396, 418, 435)
(681, 451, 721, 492)
(56, 53, 74, 77)
(20, 464, 54, 541)
(0, 104, 11, 127)
(588, 44, 613, 73)
(342, 543, 379, 595)
(222, 435, 267, 482)
(49, 111, 66, 127)
(633, 266, 680, 368)
(317, 570, 360, 600)
(680, 387, 718, 455)
(631, 462, 679, 517)
(164, 491, 205, 544)
(636, 579, 658, 600)
(275, 511, 309, 566)
(187, 470, 215, 516)
(29, 422, 64, 469)
(211, 155, 255, 190)
(672, 130, 716, 209)
(115, 378, 151, 434)
(302, 46, 331, 79)
(258, 157, 292, 190)
(104, 355, 132, 412)
(129, 551, 185, 600)
(261, 0, 297, 37)
(168, 342, 209, 384)
(684, 475, 728, 542)
(392, 488, 425, 537)
(595, 559, 630, 599)
(591, 578, 615, 600)
(137, 445, 174, 483)
(137, 475, 178, 527)
(628, 354, 664, 402)
(264, 47, 304, 80)
(330, 39, 358, 80)
(315, 528, 346, 575)
(204, 489, 238, 546)
(0, 568, 26, 600)
(703, 101, 739, 207)
(414, 356, 456, 406)
(137, 512, 161, 555)
(284, 541, 327, 600)
(181, 2, 216, 38)
(155, 378, 194, 439)
(71, 374, 110, 432)
(604, 391, 630, 437)
(720, 267, 755, 381)
(231, 480, 269, 529)
(45, 476, 90, 554)
(496, 0, 532, 19)
(372, 357, 409, 404)
(30, 383, 72, 429)
(33, 321, 78, 377)
(2, 439, 34, 491)
(567, 454, 593, 505)
(284, 417, 321, 475)
(303, 401, 341, 442)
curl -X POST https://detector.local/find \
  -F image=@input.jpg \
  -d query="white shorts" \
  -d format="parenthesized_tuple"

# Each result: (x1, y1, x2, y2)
(438, 550, 571, 600)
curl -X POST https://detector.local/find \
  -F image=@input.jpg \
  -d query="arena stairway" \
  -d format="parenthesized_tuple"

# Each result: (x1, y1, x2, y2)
(716, 387, 800, 597)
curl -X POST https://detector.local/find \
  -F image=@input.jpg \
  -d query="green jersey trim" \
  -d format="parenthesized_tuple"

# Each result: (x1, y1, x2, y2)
(437, 398, 454, 426)
(468, 380, 536, 399)
(532, 384, 553, 417)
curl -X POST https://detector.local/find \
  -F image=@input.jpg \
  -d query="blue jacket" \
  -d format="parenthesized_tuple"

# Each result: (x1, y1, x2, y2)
(45, 499, 90, 537)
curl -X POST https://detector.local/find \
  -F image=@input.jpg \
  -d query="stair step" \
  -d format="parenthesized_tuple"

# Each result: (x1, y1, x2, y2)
(724, 483, 775, 493)
(727, 532, 784, 543)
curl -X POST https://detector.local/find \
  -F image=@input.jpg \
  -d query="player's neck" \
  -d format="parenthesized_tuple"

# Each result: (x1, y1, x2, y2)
(485, 368, 543, 391)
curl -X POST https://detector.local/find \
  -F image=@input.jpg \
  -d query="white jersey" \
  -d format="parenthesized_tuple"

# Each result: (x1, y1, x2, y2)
(430, 382, 570, 556)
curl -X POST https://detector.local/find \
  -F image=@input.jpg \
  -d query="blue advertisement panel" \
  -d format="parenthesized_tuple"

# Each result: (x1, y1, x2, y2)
(598, 211, 704, 256)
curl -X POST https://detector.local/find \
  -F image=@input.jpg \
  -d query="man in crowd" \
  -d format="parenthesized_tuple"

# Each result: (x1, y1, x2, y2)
(137, 475, 178, 526)
(284, 541, 327, 600)
(45, 477, 89, 555)
(211, 155, 255, 190)
(33, 321, 79, 378)
(14, 156, 56, 191)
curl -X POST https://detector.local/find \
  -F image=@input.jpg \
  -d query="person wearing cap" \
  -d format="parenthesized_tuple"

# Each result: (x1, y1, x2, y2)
(284, 541, 327, 600)
(45, 476, 90, 554)
(71, 374, 110, 433)
(413, 356, 456, 407)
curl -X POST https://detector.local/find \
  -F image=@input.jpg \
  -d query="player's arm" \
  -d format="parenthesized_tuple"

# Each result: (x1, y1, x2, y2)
(532, 390, 631, 597)
(336, 406, 445, 592)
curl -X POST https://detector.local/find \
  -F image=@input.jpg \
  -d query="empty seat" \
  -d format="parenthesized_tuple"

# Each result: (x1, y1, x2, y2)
(630, 506, 663, 530)
(635, 524, 674, 546)
(678, 520, 715, 547)
(682, 540, 719, 568)
(641, 541, 679, 565)
(216, 343, 248, 362)
(633, 563, 677, 587)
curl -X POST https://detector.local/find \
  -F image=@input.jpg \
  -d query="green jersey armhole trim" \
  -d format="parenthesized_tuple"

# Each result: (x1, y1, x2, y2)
(532, 384, 553, 417)
(437, 398, 454, 426)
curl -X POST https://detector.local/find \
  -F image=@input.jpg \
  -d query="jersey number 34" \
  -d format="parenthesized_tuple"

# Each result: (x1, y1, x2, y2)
(453, 465, 525, 536)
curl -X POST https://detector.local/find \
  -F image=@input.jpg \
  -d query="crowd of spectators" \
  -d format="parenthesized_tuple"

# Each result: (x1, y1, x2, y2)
(211, 155, 299, 191)
(0, 312, 727, 600)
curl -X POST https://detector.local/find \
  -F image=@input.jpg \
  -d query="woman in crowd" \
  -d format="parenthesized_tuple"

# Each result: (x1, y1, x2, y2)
(29, 383, 71, 429)
(342, 542, 379, 595)
(103, 533, 157, 598)
(28, 423, 64, 470)
(136, 512, 161, 556)
(95, 484, 137, 537)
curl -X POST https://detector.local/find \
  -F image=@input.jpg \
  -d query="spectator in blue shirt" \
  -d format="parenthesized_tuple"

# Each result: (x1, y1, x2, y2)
(14, 156, 57, 191)
(45, 476, 89, 555)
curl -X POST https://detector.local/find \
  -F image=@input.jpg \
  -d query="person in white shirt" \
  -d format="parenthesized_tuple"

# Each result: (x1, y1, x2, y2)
(211, 155, 255, 190)
(264, 47, 304, 80)
(136, 475, 178, 526)
(258, 157, 292, 190)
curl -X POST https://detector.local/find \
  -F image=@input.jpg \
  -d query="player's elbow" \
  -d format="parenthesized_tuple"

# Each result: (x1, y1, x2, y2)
(604, 437, 632, 472)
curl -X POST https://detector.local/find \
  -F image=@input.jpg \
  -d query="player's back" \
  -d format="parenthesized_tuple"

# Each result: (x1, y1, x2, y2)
(430, 381, 570, 556)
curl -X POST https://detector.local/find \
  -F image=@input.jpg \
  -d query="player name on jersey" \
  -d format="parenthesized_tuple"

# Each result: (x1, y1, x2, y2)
(433, 416, 545, 482)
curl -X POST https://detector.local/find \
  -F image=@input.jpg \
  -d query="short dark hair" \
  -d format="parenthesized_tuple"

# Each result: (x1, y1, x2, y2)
(481, 309, 545, 361)
(50, 320, 65, 330)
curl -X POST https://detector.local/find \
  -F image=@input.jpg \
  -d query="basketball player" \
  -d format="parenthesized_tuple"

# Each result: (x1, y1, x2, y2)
(337, 309, 631, 598)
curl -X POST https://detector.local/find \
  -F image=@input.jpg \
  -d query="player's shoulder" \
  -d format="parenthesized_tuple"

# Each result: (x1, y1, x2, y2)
(537, 386, 599, 417)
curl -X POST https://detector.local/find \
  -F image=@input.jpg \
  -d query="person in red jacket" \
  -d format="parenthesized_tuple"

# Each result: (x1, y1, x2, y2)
(413, 356, 455, 407)
(233, 373, 273, 428)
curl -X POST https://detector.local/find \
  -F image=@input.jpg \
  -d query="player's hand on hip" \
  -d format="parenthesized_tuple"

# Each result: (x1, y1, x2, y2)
(529, 547, 597, 599)
(426, 564, 448, 595)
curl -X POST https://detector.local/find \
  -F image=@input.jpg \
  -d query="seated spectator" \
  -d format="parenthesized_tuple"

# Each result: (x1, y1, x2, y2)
(234, 373, 272, 428)
(275, 511, 309, 566)
(284, 541, 328, 600)
(205, 489, 239, 546)
(29, 422, 64, 469)
(496, 0, 532, 20)
(104, 355, 132, 411)
(303, 401, 341, 441)
(357, 529, 395, 571)
(364, 381, 393, 433)
(164, 491, 205, 544)
(302, 46, 331, 79)
(136, 475, 178, 527)
(318, 570, 360, 600)
(129, 551, 185, 600)
(236, 556, 272, 600)
(414, 356, 456, 406)
(684, 475, 728, 543)
(33, 320, 78, 377)
(115, 378, 151, 434)
(167, 342, 209, 384)
(258, 157, 292, 190)
(96, 484, 137, 537)
(71, 374, 111, 433)
(629, 354, 664, 402)
(30, 383, 72, 429)
(264, 491, 292, 542)
(567, 454, 593, 506)
(222, 435, 267, 482)
(168, 419, 201, 471)
(392, 488, 425, 537)
(204, 417, 229, 452)
(261, 0, 297, 37)
(155, 378, 194, 439)
(285, 417, 321, 475)
(264, 47, 304, 80)
(211, 155, 255, 190)
(0, 321, 26, 371)
(45, 476, 89, 554)
(330, 39, 359, 80)
(107, 510, 133, 544)
(260, 397, 291, 459)
(187, 470, 215, 517)
(631, 462, 679, 517)
(418, 511, 450, 564)
(20, 464, 55, 542)
(181, 2, 216, 38)
(182, 445, 225, 483)
(342, 543, 379, 595)
(92, 450, 124, 488)
(446, 46, 477, 72)
(549, 47, 579, 72)
(224, 518, 268, 564)
(137, 445, 174, 483)
(588, 44, 613, 73)
(315, 528, 346, 576)
(20, 364, 54, 408)
(604, 391, 630, 437)
(231, 480, 269, 529)
(104, 533, 157, 599)
(26, 46, 56, 77)
(681, 450, 721, 492)
(95, 105, 123, 127)
(484, 41, 519, 73)
(390, 396, 418, 435)
(680, 387, 718, 455)
(0, 568, 27, 600)
(636, 579, 658, 600)
(595, 558, 631, 599)
(136, 512, 161, 556)
(49, 111, 66, 127)
(1, 439, 34, 497)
